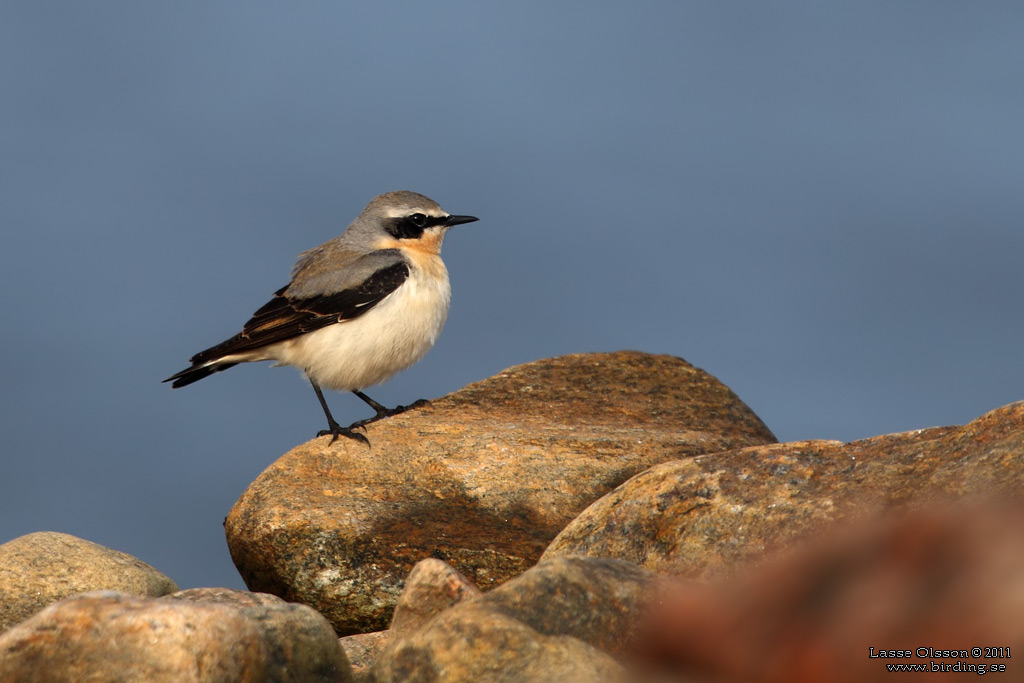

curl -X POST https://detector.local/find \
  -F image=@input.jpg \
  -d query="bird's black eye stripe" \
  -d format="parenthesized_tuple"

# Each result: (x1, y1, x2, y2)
(386, 213, 448, 239)
(414, 214, 449, 228)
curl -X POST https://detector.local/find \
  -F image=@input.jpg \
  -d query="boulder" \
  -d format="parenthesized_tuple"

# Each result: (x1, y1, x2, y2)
(226, 352, 775, 633)
(0, 532, 177, 632)
(373, 556, 658, 683)
(544, 401, 1024, 577)
(0, 589, 351, 682)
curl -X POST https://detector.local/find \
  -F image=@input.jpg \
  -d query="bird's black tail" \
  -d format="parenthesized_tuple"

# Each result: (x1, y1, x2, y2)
(163, 361, 239, 388)
(164, 331, 252, 388)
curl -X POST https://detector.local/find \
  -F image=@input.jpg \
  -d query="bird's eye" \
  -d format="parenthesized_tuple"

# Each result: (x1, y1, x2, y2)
(409, 213, 427, 228)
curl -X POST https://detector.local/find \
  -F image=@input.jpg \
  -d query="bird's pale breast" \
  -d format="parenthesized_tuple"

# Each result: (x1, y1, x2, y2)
(271, 256, 451, 391)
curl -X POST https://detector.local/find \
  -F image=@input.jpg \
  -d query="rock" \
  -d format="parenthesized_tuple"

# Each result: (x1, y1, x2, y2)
(338, 559, 482, 679)
(543, 401, 1024, 577)
(336, 559, 481, 680)
(633, 501, 1024, 683)
(167, 588, 353, 682)
(338, 631, 388, 683)
(389, 558, 481, 639)
(0, 531, 178, 632)
(383, 611, 627, 683)
(164, 586, 286, 607)
(0, 590, 352, 683)
(373, 556, 658, 682)
(225, 352, 775, 634)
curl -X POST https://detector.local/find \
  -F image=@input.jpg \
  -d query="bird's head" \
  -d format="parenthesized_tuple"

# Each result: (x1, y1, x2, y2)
(356, 191, 478, 255)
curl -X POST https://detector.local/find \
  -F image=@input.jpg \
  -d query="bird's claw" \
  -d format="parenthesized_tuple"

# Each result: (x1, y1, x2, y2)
(387, 398, 433, 417)
(317, 423, 370, 446)
(346, 397, 431, 431)
(346, 416, 376, 430)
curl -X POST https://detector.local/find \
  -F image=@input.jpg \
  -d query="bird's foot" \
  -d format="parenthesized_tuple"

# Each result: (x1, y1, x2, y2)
(317, 419, 370, 446)
(393, 398, 432, 415)
(348, 398, 432, 430)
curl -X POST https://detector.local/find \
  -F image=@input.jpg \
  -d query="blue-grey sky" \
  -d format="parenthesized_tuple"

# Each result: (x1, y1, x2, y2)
(2, 3, 1022, 591)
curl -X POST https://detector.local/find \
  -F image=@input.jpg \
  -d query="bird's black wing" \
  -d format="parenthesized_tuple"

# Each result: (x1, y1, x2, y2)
(193, 260, 410, 362)
(164, 260, 410, 387)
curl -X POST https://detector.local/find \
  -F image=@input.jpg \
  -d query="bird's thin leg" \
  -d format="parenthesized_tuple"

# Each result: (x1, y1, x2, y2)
(311, 380, 368, 446)
(352, 390, 389, 416)
(348, 389, 431, 429)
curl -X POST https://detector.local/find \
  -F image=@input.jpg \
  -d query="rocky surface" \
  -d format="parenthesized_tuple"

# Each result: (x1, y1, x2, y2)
(225, 352, 776, 633)
(338, 630, 389, 683)
(7, 353, 1022, 681)
(388, 557, 481, 639)
(0, 531, 178, 632)
(164, 586, 287, 607)
(373, 556, 659, 683)
(339, 559, 481, 682)
(0, 589, 351, 682)
(633, 502, 1024, 683)
(544, 401, 1024, 578)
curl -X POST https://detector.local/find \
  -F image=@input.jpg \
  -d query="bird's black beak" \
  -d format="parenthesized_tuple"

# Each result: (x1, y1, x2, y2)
(444, 214, 479, 227)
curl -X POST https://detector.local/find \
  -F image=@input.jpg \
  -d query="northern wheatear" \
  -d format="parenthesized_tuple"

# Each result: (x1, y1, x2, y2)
(164, 191, 479, 445)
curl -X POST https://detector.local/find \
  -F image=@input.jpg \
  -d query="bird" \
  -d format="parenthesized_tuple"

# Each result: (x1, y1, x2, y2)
(164, 190, 479, 445)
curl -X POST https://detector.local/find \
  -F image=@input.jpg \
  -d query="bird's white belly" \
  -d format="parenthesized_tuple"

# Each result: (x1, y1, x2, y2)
(270, 268, 451, 391)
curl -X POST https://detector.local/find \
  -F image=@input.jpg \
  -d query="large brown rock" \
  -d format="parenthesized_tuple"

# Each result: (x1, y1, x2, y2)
(544, 401, 1024, 577)
(373, 556, 658, 683)
(0, 589, 351, 682)
(225, 352, 775, 634)
(0, 532, 178, 632)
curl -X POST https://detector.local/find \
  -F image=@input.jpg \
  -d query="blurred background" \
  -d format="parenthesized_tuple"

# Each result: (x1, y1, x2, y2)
(1, 2, 1021, 590)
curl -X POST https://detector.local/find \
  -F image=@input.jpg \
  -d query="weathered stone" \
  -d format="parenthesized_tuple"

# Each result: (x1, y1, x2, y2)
(633, 502, 1024, 683)
(374, 556, 657, 683)
(0, 531, 178, 632)
(225, 352, 775, 634)
(0, 590, 352, 683)
(544, 401, 1024, 577)
(389, 558, 481, 640)
(337, 559, 481, 679)
(338, 631, 388, 683)
(382, 610, 627, 683)
(170, 588, 353, 682)
(165, 586, 285, 608)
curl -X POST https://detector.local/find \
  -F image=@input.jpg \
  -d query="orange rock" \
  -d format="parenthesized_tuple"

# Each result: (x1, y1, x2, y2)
(544, 401, 1024, 577)
(225, 352, 775, 634)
